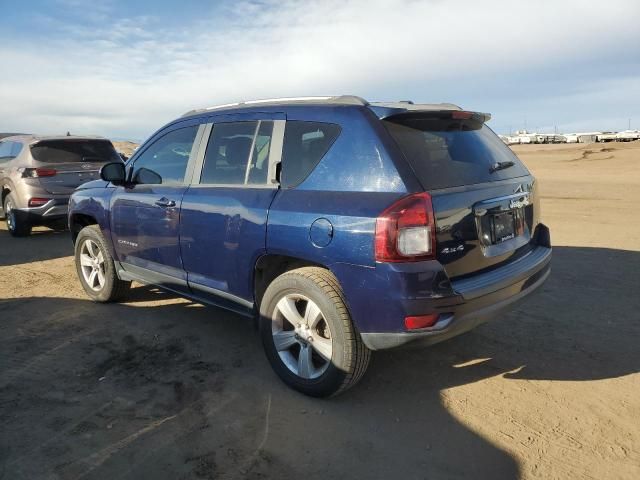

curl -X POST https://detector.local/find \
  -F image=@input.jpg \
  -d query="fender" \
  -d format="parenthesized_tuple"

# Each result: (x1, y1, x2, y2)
(68, 185, 117, 256)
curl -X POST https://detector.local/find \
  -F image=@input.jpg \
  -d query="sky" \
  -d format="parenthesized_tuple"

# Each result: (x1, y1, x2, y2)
(1, 0, 639, 141)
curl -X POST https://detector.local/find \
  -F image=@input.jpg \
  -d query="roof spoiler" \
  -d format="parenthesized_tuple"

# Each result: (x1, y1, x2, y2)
(373, 108, 491, 123)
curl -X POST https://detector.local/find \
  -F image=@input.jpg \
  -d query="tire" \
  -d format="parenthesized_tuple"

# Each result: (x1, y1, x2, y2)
(74, 225, 131, 302)
(259, 267, 371, 397)
(4, 193, 31, 237)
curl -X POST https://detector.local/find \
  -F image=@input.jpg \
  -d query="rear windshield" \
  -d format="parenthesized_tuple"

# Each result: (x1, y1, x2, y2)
(383, 116, 529, 190)
(31, 140, 121, 163)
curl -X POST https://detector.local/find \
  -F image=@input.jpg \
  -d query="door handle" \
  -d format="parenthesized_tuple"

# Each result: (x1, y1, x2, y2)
(155, 197, 176, 208)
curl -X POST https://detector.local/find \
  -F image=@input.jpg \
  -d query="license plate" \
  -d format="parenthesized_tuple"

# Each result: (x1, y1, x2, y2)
(491, 211, 516, 244)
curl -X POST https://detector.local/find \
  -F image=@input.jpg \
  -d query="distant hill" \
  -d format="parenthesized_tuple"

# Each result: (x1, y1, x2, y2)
(113, 141, 139, 157)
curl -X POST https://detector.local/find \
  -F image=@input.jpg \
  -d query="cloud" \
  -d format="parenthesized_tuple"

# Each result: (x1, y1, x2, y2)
(0, 0, 639, 139)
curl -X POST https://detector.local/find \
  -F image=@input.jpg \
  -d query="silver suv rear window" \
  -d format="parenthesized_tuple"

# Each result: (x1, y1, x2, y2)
(31, 140, 120, 163)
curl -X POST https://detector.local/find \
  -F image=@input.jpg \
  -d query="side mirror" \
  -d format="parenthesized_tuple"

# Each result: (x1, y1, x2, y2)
(100, 162, 126, 185)
(133, 167, 162, 185)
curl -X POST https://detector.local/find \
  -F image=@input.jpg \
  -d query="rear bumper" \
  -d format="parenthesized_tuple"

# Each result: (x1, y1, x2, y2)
(12, 198, 69, 224)
(361, 255, 550, 349)
(349, 226, 552, 350)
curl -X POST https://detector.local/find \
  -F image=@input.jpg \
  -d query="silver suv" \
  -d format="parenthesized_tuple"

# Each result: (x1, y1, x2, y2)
(0, 135, 122, 236)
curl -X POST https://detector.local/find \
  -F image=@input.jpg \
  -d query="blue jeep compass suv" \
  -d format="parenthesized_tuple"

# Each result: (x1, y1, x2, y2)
(69, 95, 551, 397)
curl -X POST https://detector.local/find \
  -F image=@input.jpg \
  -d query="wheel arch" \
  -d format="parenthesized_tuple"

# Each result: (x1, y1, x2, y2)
(69, 213, 99, 244)
(253, 254, 329, 309)
(1, 183, 12, 205)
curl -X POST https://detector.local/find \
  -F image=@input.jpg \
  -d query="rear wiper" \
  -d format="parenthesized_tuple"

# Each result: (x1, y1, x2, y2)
(490, 160, 515, 173)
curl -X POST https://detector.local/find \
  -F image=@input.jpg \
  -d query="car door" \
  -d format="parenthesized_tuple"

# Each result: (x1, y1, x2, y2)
(110, 120, 206, 292)
(179, 113, 285, 313)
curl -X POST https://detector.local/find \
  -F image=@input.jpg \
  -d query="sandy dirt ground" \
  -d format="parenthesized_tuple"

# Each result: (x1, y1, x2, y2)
(0, 142, 639, 479)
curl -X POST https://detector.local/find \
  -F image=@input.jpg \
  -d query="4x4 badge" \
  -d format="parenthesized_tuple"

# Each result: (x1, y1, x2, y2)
(509, 196, 530, 209)
(441, 244, 464, 254)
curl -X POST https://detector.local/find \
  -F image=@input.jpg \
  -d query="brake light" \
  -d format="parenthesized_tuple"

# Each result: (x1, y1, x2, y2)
(375, 192, 437, 262)
(452, 111, 473, 120)
(405, 313, 440, 330)
(19, 167, 57, 178)
(35, 168, 57, 177)
(28, 197, 50, 207)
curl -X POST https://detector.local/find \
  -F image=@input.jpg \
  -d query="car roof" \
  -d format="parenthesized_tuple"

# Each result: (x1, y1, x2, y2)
(1, 134, 110, 144)
(180, 95, 469, 120)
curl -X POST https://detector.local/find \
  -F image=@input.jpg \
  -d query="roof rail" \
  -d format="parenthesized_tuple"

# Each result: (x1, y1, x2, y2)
(181, 95, 369, 117)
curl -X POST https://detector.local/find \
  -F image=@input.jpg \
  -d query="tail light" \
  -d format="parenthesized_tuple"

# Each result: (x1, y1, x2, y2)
(19, 167, 57, 178)
(375, 192, 437, 262)
(28, 197, 50, 207)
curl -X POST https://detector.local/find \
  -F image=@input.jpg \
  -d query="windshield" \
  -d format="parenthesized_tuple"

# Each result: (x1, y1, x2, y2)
(384, 116, 529, 190)
(31, 139, 121, 163)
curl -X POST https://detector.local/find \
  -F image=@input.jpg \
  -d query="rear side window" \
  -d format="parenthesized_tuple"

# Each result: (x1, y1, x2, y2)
(0, 142, 12, 161)
(281, 121, 341, 188)
(200, 121, 274, 185)
(0, 141, 21, 162)
(31, 139, 121, 163)
(10, 142, 23, 157)
(384, 117, 529, 190)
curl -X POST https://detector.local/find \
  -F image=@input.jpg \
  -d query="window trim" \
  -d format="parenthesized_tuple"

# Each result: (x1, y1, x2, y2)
(242, 121, 261, 184)
(195, 119, 285, 188)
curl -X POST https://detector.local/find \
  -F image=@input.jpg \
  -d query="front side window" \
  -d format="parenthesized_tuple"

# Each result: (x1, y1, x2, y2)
(281, 121, 341, 188)
(133, 126, 199, 185)
(200, 121, 274, 185)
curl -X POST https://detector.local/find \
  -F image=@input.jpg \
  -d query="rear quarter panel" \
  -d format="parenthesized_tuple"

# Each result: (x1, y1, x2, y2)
(266, 105, 416, 268)
(266, 106, 420, 331)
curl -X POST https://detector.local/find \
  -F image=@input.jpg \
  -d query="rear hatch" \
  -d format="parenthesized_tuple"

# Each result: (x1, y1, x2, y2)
(30, 139, 121, 195)
(383, 112, 538, 279)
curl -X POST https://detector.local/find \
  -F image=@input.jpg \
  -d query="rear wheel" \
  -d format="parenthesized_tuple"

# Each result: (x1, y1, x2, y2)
(75, 225, 131, 302)
(4, 194, 31, 237)
(259, 267, 371, 397)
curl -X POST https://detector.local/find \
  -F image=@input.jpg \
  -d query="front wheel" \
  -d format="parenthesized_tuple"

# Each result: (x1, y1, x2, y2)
(75, 225, 131, 302)
(259, 267, 371, 397)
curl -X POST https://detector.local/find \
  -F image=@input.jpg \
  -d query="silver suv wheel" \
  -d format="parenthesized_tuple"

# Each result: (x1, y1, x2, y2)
(5, 198, 15, 232)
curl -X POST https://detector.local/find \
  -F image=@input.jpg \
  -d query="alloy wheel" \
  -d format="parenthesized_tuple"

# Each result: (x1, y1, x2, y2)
(79, 239, 106, 291)
(271, 294, 333, 379)
(5, 199, 15, 232)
